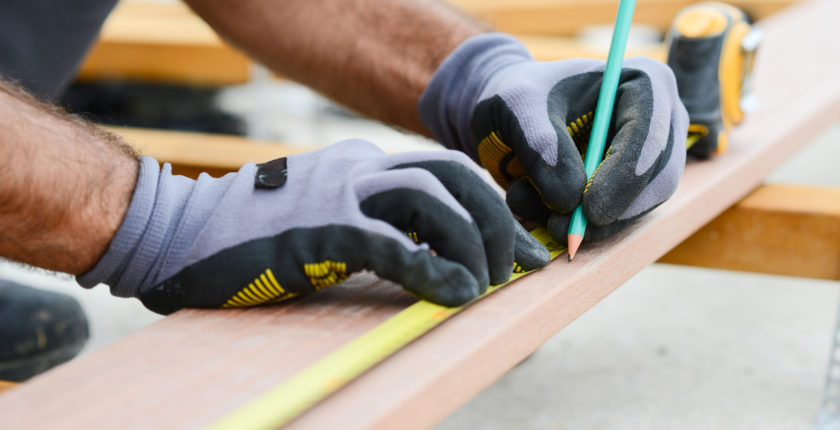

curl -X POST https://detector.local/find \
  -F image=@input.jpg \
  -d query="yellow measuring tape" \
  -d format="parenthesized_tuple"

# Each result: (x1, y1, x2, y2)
(210, 228, 565, 429)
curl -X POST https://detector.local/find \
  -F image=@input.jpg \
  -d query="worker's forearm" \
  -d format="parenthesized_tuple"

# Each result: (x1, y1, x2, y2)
(0, 80, 138, 274)
(184, 0, 489, 136)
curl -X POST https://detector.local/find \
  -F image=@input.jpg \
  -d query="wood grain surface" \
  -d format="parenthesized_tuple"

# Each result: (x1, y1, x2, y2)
(1, 1, 838, 429)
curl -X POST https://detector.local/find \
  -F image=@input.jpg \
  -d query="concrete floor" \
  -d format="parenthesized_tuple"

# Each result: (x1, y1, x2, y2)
(1, 82, 837, 429)
(438, 269, 837, 430)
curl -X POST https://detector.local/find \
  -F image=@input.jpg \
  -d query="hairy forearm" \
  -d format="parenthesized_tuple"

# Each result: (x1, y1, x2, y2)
(0, 80, 138, 274)
(185, 0, 488, 136)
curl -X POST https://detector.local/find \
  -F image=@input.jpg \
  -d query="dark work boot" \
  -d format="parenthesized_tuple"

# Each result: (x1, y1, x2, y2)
(0, 280, 89, 382)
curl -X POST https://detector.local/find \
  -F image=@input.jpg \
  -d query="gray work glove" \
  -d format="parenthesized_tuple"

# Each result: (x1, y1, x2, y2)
(419, 34, 688, 244)
(78, 140, 549, 314)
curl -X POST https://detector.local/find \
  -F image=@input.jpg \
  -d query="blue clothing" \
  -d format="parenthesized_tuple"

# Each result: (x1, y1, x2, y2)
(0, 0, 118, 99)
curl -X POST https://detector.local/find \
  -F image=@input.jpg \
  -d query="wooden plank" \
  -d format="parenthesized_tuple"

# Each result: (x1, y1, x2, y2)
(77, 0, 683, 84)
(76, 1, 797, 84)
(107, 126, 316, 178)
(77, 1, 252, 85)
(659, 184, 840, 280)
(0, 381, 17, 394)
(519, 34, 666, 61)
(1, 1, 838, 428)
(451, 0, 799, 36)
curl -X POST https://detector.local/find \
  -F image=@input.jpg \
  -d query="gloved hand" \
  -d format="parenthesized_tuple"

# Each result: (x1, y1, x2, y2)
(77, 140, 549, 315)
(419, 34, 688, 244)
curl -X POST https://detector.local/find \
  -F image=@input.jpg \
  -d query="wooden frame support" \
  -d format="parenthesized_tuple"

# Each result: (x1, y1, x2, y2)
(660, 184, 840, 280)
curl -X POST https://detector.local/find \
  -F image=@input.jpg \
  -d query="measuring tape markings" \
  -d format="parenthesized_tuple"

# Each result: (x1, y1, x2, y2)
(210, 227, 565, 429)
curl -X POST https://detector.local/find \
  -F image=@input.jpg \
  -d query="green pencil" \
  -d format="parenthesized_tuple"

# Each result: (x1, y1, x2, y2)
(567, 0, 636, 261)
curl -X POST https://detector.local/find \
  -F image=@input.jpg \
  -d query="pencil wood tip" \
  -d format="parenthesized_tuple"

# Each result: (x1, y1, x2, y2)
(567, 234, 583, 262)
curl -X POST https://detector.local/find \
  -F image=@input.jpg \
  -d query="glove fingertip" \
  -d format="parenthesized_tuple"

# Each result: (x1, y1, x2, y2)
(581, 160, 634, 226)
(582, 192, 617, 227)
(139, 280, 185, 315)
(530, 161, 586, 214)
(489, 261, 514, 285)
(416, 266, 483, 307)
(513, 223, 550, 271)
(506, 178, 552, 224)
(546, 213, 571, 246)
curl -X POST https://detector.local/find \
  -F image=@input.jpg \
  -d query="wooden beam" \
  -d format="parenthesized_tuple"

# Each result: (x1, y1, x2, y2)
(451, 0, 799, 36)
(77, 0, 690, 84)
(2, 1, 838, 428)
(659, 184, 840, 280)
(107, 126, 316, 178)
(519, 34, 666, 61)
(77, 1, 251, 85)
(77, 1, 796, 85)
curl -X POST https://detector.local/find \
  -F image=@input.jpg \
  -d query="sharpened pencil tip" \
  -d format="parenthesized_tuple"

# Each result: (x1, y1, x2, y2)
(567, 234, 583, 262)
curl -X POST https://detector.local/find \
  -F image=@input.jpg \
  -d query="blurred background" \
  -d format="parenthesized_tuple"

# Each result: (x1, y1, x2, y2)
(1, 0, 838, 428)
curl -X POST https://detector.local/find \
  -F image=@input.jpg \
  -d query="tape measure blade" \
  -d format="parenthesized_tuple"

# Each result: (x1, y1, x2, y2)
(210, 228, 565, 429)
(209, 301, 459, 429)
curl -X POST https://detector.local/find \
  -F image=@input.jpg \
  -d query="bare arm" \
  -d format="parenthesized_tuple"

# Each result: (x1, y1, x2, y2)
(0, 80, 138, 274)
(184, 0, 489, 136)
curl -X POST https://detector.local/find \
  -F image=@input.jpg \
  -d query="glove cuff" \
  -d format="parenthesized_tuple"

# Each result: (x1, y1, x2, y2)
(76, 157, 213, 298)
(77, 156, 160, 296)
(418, 33, 532, 161)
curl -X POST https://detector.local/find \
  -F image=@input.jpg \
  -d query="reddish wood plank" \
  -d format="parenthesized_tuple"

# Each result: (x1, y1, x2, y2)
(1, 1, 838, 429)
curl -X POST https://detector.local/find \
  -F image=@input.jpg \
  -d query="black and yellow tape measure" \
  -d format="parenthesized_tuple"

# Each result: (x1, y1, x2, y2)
(666, 2, 761, 158)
